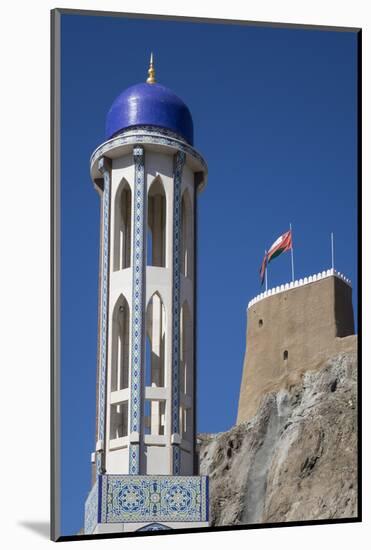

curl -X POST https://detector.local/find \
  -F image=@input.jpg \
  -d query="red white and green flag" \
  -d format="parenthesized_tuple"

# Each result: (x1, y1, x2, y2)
(260, 229, 292, 285)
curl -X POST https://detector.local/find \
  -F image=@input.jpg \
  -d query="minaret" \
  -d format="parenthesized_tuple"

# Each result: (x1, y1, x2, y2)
(84, 56, 209, 534)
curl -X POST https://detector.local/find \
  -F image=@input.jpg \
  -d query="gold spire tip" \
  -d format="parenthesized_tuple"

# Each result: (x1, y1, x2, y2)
(146, 52, 156, 84)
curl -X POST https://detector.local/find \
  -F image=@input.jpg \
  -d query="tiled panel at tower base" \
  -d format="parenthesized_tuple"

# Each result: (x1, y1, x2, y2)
(85, 475, 209, 534)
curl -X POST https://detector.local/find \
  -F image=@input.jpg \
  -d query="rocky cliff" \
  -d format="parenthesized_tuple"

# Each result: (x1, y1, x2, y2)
(198, 344, 358, 526)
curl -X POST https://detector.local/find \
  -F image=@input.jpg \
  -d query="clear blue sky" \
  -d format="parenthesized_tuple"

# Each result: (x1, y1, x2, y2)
(60, 13, 358, 536)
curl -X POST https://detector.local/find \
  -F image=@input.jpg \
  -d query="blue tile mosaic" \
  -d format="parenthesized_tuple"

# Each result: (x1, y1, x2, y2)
(129, 146, 145, 475)
(84, 475, 208, 532)
(101, 475, 208, 523)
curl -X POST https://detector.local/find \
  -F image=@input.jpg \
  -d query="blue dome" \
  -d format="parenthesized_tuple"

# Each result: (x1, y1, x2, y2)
(105, 82, 194, 145)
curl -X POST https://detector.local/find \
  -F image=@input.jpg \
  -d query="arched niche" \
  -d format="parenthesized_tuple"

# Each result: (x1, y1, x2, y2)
(145, 292, 166, 388)
(113, 179, 132, 271)
(111, 294, 130, 392)
(144, 292, 166, 436)
(180, 189, 193, 278)
(147, 177, 166, 267)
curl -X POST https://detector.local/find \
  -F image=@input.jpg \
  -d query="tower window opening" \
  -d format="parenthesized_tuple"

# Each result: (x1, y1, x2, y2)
(180, 190, 193, 279)
(110, 402, 128, 439)
(111, 296, 130, 391)
(259, 319, 263, 327)
(147, 178, 166, 267)
(113, 182, 131, 271)
(144, 399, 166, 436)
(145, 293, 166, 388)
(283, 350, 288, 360)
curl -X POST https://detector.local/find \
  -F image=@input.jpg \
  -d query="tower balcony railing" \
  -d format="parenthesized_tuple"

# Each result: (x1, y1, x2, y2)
(110, 388, 130, 404)
(109, 435, 129, 451)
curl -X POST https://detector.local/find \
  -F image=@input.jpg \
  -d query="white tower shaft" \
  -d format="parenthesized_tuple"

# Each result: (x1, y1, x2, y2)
(85, 126, 209, 534)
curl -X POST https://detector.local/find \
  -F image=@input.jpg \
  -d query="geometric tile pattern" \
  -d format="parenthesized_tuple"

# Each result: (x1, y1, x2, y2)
(171, 151, 186, 474)
(129, 145, 145, 475)
(84, 475, 208, 532)
(96, 157, 111, 476)
(102, 475, 208, 524)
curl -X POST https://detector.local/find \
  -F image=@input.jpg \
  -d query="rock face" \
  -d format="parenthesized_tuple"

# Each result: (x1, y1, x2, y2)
(198, 347, 358, 526)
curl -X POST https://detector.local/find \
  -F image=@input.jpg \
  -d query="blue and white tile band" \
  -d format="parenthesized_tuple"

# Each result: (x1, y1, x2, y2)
(84, 480, 99, 534)
(129, 145, 145, 475)
(172, 150, 186, 474)
(96, 157, 111, 476)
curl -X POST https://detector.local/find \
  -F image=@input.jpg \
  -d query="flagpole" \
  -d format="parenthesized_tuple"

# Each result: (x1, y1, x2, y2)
(290, 223, 295, 282)
(331, 232, 334, 271)
(265, 250, 268, 292)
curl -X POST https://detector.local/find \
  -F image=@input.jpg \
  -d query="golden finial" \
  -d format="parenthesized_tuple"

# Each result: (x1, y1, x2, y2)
(146, 52, 156, 84)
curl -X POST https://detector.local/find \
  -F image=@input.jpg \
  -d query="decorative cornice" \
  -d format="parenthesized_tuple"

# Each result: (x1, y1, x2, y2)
(90, 126, 207, 177)
(248, 269, 352, 309)
(117, 124, 186, 142)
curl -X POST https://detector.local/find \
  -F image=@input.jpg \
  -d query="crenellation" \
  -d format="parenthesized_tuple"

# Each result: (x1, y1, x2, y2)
(248, 269, 352, 309)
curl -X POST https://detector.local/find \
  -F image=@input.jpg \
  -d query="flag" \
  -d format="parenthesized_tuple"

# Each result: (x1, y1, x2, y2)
(267, 230, 292, 263)
(259, 252, 267, 286)
(259, 230, 292, 285)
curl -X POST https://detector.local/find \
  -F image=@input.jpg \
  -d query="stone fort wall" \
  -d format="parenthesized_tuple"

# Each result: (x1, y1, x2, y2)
(237, 270, 356, 424)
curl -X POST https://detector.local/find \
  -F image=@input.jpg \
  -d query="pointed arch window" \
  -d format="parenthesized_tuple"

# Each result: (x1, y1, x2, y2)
(109, 295, 130, 441)
(147, 178, 166, 267)
(145, 292, 166, 388)
(180, 190, 193, 278)
(144, 292, 166, 436)
(111, 295, 130, 392)
(113, 180, 132, 271)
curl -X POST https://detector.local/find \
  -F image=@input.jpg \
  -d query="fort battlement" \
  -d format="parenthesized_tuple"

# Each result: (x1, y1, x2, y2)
(237, 270, 355, 424)
(248, 269, 352, 309)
